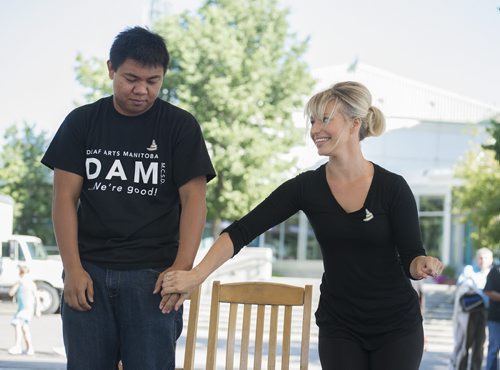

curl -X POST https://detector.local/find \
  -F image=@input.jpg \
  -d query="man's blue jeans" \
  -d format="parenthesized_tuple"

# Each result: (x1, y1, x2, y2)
(486, 320, 500, 370)
(61, 261, 183, 370)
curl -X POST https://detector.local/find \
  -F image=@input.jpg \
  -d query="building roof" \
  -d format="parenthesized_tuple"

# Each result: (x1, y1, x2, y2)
(311, 62, 499, 124)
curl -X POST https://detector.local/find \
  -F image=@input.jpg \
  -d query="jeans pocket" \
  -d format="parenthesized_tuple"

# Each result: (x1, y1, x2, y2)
(146, 267, 165, 276)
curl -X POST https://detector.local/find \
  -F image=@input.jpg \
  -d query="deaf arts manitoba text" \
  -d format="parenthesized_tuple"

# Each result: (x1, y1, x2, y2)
(85, 148, 166, 197)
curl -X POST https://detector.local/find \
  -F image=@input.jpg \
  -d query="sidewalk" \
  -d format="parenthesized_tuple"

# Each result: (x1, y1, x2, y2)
(0, 279, 457, 369)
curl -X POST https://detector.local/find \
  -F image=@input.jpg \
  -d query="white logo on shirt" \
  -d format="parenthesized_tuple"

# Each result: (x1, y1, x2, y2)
(363, 208, 374, 222)
(147, 140, 158, 151)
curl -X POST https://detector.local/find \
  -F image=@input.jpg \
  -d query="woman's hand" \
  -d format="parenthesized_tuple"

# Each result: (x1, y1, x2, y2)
(156, 233, 235, 314)
(159, 269, 202, 313)
(410, 255, 444, 280)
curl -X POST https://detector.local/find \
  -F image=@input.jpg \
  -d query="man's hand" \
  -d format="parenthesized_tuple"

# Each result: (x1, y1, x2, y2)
(410, 255, 444, 280)
(153, 268, 201, 314)
(63, 267, 94, 311)
(153, 266, 186, 314)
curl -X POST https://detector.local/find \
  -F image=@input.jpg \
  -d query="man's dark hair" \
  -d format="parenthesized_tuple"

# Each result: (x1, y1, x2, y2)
(109, 26, 169, 73)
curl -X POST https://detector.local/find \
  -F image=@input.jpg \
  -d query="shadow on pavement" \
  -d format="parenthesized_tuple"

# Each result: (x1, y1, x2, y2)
(0, 360, 65, 370)
(421, 350, 451, 370)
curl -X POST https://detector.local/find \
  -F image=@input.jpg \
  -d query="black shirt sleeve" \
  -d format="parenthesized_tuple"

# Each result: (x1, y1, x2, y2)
(41, 107, 88, 176)
(485, 267, 500, 292)
(223, 175, 302, 256)
(388, 174, 426, 278)
(171, 114, 216, 187)
(485, 266, 500, 322)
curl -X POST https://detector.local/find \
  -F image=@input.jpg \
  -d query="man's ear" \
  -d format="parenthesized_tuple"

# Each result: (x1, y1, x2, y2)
(107, 60, 114, 79)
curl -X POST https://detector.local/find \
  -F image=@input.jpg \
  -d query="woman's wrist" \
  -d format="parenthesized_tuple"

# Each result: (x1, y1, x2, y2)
(191, 265, 207, 285)
(409, 255, 424, 279)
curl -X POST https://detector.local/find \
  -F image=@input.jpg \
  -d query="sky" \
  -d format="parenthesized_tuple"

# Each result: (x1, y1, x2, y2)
(1, 0, 499, 139)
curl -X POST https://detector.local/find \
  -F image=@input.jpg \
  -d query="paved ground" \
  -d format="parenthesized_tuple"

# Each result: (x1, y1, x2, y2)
(0, 280, 461, 369)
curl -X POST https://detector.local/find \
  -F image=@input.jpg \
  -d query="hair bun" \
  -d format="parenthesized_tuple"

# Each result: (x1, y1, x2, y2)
(366, 106, 385, 137)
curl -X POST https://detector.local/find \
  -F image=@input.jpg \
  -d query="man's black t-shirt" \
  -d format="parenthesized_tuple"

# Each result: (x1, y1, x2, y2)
(42, 96, 215, 269)
(224, 163, 425, 349)
(485, 266, 500, 322)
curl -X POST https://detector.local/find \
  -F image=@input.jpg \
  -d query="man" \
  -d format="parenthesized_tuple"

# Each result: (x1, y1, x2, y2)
(450, 247, 493, 370)
(484, 263, 500, 370)
(42, 26, 215, 369)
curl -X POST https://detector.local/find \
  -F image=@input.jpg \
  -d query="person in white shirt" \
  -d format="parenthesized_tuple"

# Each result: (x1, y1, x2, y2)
(450, 247, 493, 370)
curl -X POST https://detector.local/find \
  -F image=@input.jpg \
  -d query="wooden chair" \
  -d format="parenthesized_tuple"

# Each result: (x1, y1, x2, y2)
(117, 284, 201, 370)
(176, 283, 201, 370)
(206, 280, 313, 370)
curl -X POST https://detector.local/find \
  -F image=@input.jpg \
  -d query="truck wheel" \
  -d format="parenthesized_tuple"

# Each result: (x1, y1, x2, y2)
(36, 282, 60, 314)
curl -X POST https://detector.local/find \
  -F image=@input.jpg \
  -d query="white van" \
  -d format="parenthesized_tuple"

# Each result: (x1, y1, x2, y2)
(0, 235, 63, 314)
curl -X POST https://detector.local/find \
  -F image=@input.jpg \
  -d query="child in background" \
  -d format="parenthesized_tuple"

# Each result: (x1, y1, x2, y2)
(8, 264, 40, 355)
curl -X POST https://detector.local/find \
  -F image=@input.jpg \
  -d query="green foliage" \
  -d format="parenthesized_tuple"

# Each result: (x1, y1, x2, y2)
(75, 0, 315, 235)
(0, 123, 54, 244)
(483, 118, 500, 163)
(453, 149, 500, 251)
(74, 53, 112, 103)
(156, 0, 314, 233)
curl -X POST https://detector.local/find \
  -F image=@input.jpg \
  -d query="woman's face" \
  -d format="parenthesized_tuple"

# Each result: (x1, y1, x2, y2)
(309, 101, 351, 156)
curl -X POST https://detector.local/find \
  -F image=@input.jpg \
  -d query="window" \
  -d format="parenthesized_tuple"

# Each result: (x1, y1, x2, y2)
(2, 240, 19, 260)
(420, 216, 443, 258)
(2, 241, 11, 258)
(418, 195, 445, 258)
(26, 240, 48, 260)
(306, 227, 322, 260)
(419, 195, 444, 212)
(17, 242, 26, 261)
(266, 214, 299, 260)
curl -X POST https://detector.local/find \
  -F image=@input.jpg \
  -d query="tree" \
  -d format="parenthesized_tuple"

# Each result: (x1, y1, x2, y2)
(75, 0, 315, 236)
(453, 149, 500, 251)
(483, 117, 500, 163)
(0, 123, 54, 244)
(74, 54, 112, 103)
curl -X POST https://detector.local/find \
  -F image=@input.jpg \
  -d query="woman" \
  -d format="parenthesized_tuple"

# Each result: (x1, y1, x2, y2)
(160, 81, 443, 369)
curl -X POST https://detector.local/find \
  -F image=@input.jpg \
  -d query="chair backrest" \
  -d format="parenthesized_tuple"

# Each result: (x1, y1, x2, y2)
(206, 280, 313, 370)
(176, 283, 201, 370)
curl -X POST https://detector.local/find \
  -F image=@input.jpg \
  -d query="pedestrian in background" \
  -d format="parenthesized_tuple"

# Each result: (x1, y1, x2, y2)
(8, 264, 40, 356)
(484, 262, 500, 370)
(450, 247, 493, 370)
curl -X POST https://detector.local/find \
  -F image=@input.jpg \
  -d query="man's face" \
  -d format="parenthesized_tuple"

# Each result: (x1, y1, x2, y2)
(107, 58, 164, 116)
(477, 253, 493, 271)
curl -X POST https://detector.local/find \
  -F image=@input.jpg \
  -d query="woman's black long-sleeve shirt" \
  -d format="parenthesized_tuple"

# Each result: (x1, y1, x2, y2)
(224, 163, 425, 350)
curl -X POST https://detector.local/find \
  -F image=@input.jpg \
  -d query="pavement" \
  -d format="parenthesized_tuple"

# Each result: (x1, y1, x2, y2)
(0, 298, 66, 370)
(0, 279, 459, 369)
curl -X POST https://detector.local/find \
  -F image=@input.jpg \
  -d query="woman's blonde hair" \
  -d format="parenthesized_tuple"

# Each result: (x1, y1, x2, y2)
(305, 81, 386, 141)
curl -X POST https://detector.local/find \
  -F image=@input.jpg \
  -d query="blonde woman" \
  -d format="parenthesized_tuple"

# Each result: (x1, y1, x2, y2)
(162, 81, 443, 369)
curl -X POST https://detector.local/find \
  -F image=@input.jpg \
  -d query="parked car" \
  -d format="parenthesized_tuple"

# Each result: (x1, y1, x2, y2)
(0, 235, 63, 314)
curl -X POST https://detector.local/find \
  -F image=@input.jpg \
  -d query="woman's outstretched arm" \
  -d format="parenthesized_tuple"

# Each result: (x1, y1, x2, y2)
(159, 232, 234, 313)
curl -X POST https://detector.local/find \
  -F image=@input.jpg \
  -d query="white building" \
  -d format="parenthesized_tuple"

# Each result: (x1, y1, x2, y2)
(258, 63, 499, 277)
